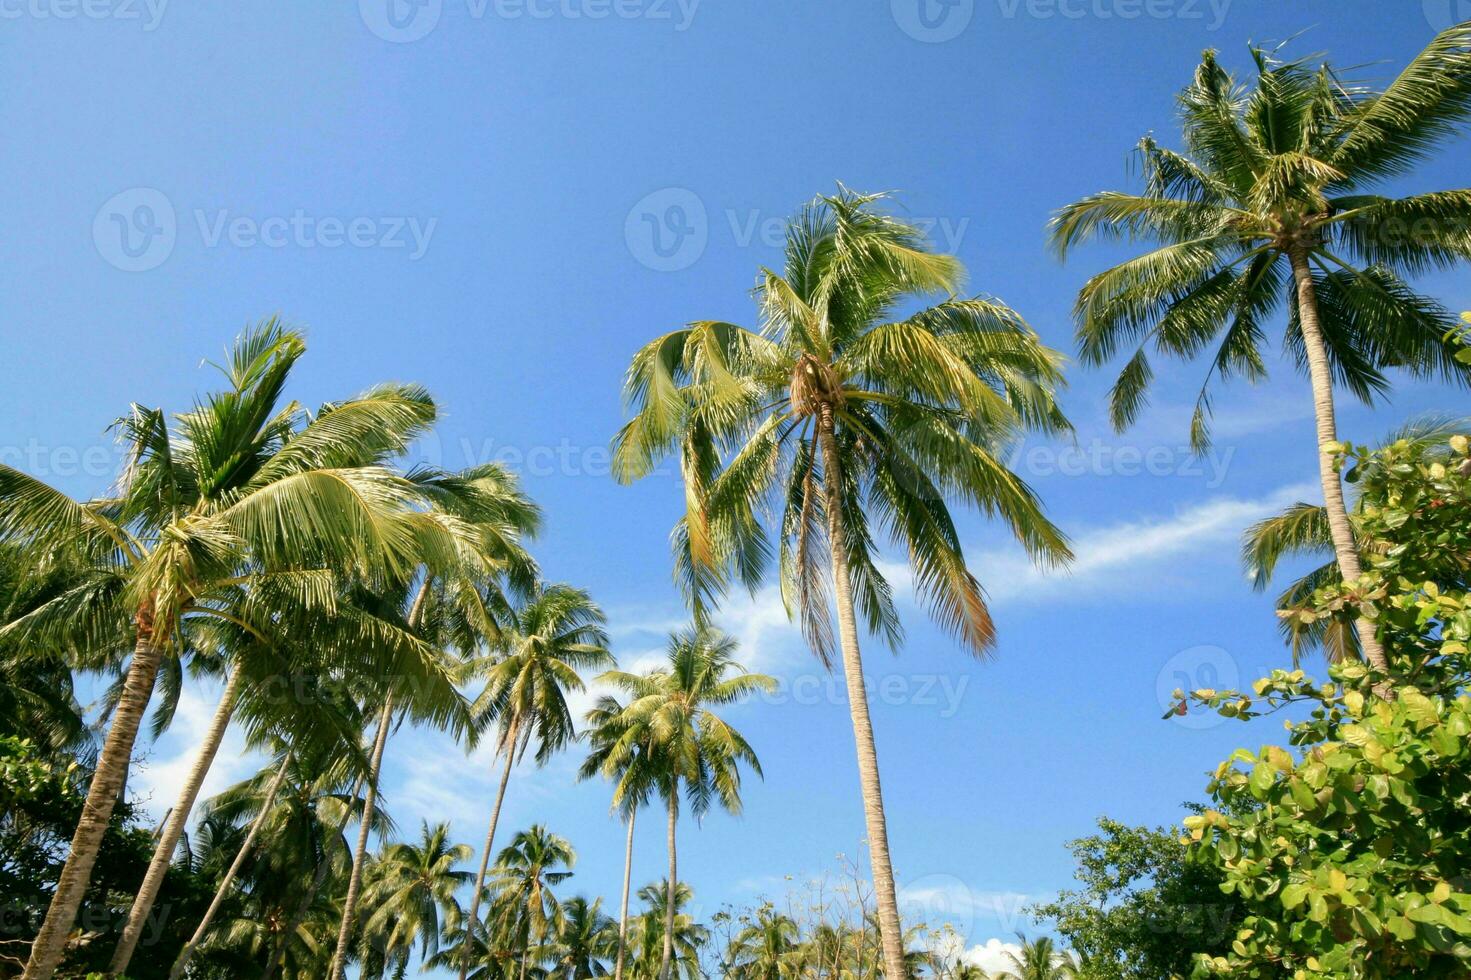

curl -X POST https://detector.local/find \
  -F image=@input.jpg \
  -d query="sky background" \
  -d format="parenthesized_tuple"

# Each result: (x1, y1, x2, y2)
(3, 0, 1470, 973)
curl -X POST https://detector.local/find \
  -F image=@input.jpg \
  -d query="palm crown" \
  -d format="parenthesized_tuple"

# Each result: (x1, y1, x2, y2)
(615, 186, 1072, 661)
(1050, 31, 1471, 447)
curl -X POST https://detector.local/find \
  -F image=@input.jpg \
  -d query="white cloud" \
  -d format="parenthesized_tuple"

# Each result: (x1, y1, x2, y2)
(960, 937, 1026, 974)
(975, 482, 1317, 605)
(129, 679, 264, 826)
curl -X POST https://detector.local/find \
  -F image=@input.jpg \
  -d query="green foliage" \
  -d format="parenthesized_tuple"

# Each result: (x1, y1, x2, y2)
(1180, 434, 1471, 978)
(1030, 817, 1243, 980)
(1051, 29, 1471, 450)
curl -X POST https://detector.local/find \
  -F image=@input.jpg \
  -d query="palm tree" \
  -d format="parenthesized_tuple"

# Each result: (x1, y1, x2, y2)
(488, 825, 577, 980)
(0, 320, 465, 980)
(192, 725, 373, 979)
(359, 820, 473, 973)
(0, 543, 88, 758)
(613, 189, 1072, 978)
(547, 896, 618, 978)
(995, 935, 1074, 980)
(1049, 26, 1471, 678)
(328, 466, 543, 980)
(459, 584, 613, 980)
(597, 627, 772, 980)
(626, 882, 707, 980)
(579, 694, 659, 980)
(1243, 415, 1471, 662)
(723, 904, 800, 979)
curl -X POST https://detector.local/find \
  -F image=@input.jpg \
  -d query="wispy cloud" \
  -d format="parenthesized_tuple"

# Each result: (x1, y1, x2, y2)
(974, 482, 1317, 604)
(129, 680, 263, 826)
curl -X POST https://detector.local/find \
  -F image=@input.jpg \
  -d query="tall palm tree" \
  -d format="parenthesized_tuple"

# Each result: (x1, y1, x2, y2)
(459, 585, 612, 980)
(626, 882, 707, 980)
(723, 905, 800, 979)
(114, 399, 519, 976)
(597, 627, 772, 980)
(328, 465, 541, 980)
(359, 820, 473, 973)
(0, 320, 462, 980)
(579, 694, 658, 980)
(192, 724, 373, 979)
(488, 825, 577, 980)
(1050, 26, 1471, 678)
(995, 935, 1074, 980)
(1243, 415, 1471, 662)
(547, 896, 618, 979)
(613, 189, 1072, 978)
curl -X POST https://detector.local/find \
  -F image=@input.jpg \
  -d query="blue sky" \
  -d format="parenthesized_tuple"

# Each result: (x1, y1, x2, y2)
(3, 0, 1469, 972)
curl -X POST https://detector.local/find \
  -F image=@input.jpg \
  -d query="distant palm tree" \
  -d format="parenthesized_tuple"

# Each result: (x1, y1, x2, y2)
(597, 627, 772, 980)
(546, 896, 618, 978)
(723, 904, 800, 979)
(1050, 25, 1471, 678)
(327, 463, 541, 980)
(614, 188, 1072, 978)
(459, 584, 613, 980)
(995, 936, 1075, 980)
(579, 694, 659, 980)
(489, 825, 578, 980)
(626, 881, 707, 980)
(360, 820, 473, 972)
(0, 320, 457, 980)
(1243, 415, 1471, 661)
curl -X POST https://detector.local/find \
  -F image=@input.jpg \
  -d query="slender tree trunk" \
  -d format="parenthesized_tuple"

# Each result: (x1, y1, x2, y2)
(817, 420, 908, 980)
(168, 748, 293, 980)
(1289, 246, 1392, 680)
(113, 666, 247, 974)
(328, 695, 395, 980)
(460, 715, 521, 980)
(659, 790, 677, 980)
(22, 628, 164, 980)
(614, 807, 636, 980)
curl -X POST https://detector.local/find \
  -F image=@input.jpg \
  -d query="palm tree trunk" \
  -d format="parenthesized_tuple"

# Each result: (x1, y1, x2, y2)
(113, 665, 247, 974)
(22, 629, 164, 980)
(614, 807, 636, 980)
(1288, 246, 1392, 681)
(329, 694, 396, 980)
(659, 790, 677, 980)
(168, 748, 293, 980)
(460, 715, 521, 980)
(817, 421, 908, 980)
